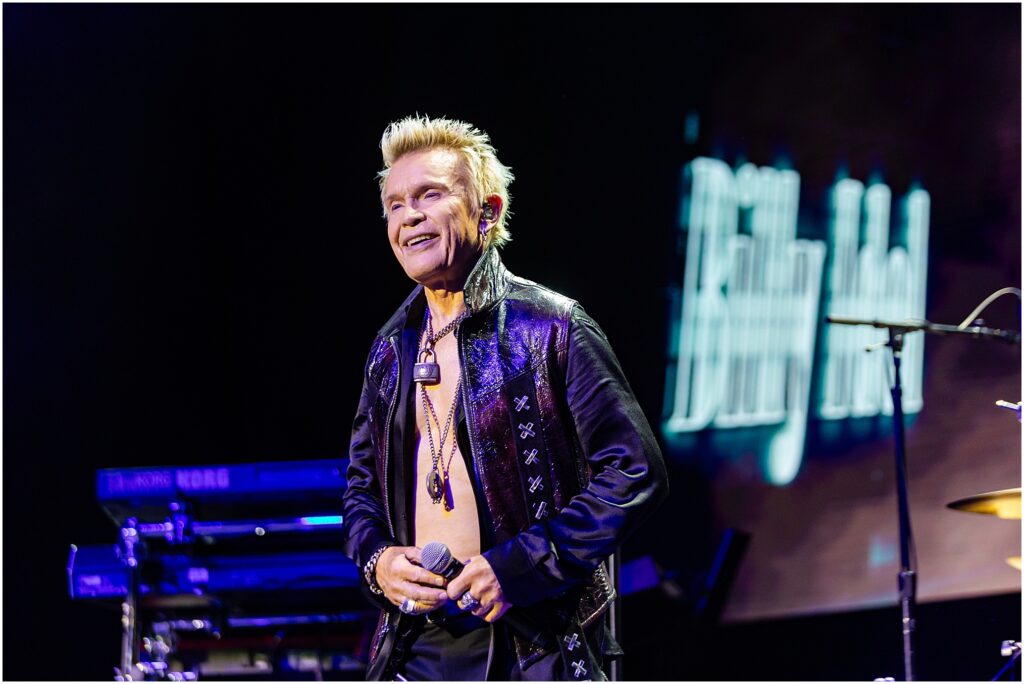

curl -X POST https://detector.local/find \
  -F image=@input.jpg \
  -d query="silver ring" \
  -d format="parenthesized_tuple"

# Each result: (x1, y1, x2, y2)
(400, 598, 417, 614)
(457, 592, 480, 610)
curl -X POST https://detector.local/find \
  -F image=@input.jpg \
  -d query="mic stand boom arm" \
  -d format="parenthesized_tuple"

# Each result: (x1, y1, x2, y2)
(825, 316, 1020, 345)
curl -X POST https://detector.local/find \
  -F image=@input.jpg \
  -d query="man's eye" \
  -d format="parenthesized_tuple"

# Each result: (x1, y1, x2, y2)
(390, 203, 403, 212)
(423, 191, 440, 199)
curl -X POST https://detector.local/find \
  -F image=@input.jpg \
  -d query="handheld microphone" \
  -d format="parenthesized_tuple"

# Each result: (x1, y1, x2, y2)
(421, 541, 464, 581)
(420, 541, 550, 646)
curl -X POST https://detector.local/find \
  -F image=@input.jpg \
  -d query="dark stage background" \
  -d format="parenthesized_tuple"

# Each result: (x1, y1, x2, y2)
(4, 4, 1021, 681)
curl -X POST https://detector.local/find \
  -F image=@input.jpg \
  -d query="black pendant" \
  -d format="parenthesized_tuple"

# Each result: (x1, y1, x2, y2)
(442, 476, 454, 512)
(414, 349, 440, 385)
(426, 468, 443, 504)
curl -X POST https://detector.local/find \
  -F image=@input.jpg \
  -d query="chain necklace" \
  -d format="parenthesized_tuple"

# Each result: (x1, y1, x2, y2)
(413, 309, 468, 385)
(420, 379, 462, 510)
(426, 308, 468, 348)
(417, 308, 467, 510)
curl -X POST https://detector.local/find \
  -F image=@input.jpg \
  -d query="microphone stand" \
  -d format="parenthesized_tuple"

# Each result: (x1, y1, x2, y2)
(825, 315, 1018, 682)
(887, 327, 916, 683)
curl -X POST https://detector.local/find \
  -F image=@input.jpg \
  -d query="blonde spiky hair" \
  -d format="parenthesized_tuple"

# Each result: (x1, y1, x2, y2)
(378, 114, 515, 249)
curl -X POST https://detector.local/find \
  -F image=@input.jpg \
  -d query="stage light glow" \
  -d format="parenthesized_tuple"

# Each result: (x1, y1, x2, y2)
(298, 515, 343, 526)
(868, 534, 897, 569)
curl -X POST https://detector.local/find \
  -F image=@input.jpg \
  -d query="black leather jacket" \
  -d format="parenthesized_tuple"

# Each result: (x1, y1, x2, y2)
(342, 247, 668, 679)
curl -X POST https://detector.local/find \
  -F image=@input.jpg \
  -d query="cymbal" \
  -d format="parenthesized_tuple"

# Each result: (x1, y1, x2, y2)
(947, 488, 1021, 519)
(1007, 557, 1021, 571)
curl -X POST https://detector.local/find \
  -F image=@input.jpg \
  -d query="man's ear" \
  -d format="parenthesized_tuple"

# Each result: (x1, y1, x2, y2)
(479, 195, 503, 229)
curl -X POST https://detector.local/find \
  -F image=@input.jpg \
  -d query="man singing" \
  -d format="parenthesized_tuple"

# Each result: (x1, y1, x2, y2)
(342, 115, 668, 681)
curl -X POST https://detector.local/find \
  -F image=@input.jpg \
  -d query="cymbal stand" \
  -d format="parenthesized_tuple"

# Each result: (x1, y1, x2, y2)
(994, 400, 1021, 422)
(992, 641, 1021, 681)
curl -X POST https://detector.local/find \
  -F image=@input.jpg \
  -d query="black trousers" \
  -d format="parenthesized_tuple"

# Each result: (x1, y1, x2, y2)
(395, 614, 567, 681)
(396, 614, 490, 681)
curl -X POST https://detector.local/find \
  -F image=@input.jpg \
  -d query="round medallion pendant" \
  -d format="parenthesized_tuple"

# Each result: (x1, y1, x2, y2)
(426, 468, 443, 504)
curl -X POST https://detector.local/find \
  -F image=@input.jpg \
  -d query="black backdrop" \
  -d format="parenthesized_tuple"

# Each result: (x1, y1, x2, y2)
(4, 4, 1020, 680)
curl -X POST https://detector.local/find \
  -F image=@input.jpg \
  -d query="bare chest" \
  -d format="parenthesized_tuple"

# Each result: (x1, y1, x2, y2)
(411, 334, 481, 559)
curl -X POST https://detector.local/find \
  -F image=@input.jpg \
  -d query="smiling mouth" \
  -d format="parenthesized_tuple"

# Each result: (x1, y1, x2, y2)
(405, 234, 438, 248)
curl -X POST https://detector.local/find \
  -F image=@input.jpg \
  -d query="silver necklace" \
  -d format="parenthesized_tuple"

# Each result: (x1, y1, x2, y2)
(413, 310, 468, 385)
(417, 310, 466, 509)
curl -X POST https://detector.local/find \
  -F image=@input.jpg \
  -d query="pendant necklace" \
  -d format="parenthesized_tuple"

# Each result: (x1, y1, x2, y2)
(416, 308, 467, 509)
(420, 378, 462, 509)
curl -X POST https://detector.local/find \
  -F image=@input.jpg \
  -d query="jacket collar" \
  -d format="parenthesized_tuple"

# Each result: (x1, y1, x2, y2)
(377, 246, 510, 338)
(463, 245, 511, 314)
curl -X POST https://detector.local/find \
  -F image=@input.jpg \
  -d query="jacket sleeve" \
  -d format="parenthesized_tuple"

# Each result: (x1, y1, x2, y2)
(341, 361, 399, 603)
(483, 304, 669, 606)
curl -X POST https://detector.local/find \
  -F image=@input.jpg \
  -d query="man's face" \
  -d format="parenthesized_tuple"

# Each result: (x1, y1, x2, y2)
(383, 148, 485, 289)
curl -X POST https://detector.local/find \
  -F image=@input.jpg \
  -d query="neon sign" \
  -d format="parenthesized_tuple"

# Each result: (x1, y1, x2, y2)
(819, 179, 930, 419)
(664, 158, 930, 485)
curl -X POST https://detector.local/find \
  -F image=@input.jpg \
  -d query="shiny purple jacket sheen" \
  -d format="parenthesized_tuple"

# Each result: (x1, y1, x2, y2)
(341, 248, 668, 678)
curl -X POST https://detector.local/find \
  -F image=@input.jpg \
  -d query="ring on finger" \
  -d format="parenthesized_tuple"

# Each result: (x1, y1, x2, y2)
(457, 591, 480, 611)
(400, 598, 417, 614)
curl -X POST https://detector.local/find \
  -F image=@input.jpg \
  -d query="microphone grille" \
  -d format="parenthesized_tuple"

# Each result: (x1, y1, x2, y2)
(420, 541, 451, 574)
